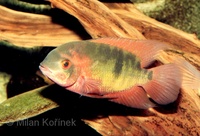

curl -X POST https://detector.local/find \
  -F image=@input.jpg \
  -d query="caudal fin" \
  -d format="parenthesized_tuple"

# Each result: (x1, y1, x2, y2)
(142, 64, 182, 105)
(157, 51, 200, 96)
(173, 57, 200, 96)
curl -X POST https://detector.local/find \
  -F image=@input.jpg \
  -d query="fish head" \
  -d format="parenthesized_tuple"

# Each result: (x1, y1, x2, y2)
(39, 47, 80, 87)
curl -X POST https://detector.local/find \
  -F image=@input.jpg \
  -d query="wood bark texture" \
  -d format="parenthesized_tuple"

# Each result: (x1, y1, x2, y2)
(1, 0, 200, 135)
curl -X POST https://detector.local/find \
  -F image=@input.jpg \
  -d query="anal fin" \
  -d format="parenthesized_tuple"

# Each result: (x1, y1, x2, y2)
(105, 86, 156, 109)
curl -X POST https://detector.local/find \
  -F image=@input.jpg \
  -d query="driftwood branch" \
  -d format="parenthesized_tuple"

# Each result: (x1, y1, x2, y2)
(48, 0, 145, 39)
(0, 5, 84, 47)
(1, 0, 200, 135)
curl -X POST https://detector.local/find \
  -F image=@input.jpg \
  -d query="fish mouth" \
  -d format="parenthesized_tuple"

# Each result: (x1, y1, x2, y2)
(39, 64, 72, 88)
(39, 65, 52, 76)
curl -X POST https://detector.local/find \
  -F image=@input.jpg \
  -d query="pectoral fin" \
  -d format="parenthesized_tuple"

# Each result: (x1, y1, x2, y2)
(79, 76, 102, 95)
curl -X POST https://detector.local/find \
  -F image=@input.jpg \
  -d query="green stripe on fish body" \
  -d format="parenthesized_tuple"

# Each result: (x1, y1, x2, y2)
(81, 41, 153, 92)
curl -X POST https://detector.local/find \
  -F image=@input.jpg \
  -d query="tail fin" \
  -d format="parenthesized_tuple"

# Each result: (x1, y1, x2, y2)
(173, 58, 200, 110)
(173, 57, 200, 96)
(157, 51, 200, 96)
(142, 64, 182, 105)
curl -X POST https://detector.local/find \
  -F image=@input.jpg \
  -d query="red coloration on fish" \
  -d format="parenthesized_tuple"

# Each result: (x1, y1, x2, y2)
(39, 37, 200, 109)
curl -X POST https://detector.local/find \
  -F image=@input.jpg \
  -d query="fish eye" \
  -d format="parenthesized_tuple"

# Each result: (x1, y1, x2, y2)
(62, 60, 71, 69)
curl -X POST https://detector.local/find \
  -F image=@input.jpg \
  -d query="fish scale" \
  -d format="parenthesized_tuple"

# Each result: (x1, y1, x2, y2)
(78, 41, 152, 92)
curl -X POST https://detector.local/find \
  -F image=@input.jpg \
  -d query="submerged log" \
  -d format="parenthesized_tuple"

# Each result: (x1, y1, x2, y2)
(0, 5, 88, 47)
(1, 0, 200, 135)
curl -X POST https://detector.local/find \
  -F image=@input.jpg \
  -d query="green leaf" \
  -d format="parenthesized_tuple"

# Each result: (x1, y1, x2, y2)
(0, 85, 58, 124)
(0, 0, 52, 14)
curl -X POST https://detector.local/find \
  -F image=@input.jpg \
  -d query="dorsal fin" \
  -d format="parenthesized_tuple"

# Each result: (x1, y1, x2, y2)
(90, 37, 169, 68)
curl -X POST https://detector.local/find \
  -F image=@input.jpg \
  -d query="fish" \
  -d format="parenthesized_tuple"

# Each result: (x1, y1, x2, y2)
(39, 37, 200, 109)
